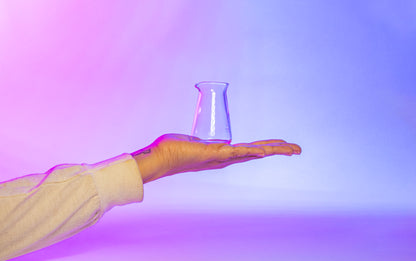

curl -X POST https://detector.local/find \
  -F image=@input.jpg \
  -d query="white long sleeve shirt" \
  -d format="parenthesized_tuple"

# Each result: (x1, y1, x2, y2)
(0, 153, 144, 261)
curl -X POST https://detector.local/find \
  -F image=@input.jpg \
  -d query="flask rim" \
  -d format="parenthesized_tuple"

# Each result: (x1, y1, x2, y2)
(195, 81, 229, 88)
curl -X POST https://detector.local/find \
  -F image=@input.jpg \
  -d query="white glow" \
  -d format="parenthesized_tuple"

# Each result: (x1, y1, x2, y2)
(210, 89, 216, 137)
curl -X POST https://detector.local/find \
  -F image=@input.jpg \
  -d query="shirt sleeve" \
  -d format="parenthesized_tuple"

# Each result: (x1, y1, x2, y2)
(0, 153, 143, 261)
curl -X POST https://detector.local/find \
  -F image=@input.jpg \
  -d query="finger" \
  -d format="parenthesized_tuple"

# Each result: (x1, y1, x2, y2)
(234, 140, 286, 146)
(231, 146, 251, 159)
(246, 146, 266, 157)
(259, 142, 301, 155)
(249, 139, 287, 145)
(233, 142, 253, 146)
(230, 143, 266, 156)
(208, 155, 265, 169)
(260, 143, 296, 156)
(287, 143, 302, 154)
(222, 155, 264, 166)
(215, 145, 255, 162)
(234, 144, 268, 158)
(209, 143, 300, 170)
(274, 143, 301, 154)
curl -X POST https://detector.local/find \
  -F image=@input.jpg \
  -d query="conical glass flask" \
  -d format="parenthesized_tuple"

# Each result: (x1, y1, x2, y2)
(191, 81, 232, 143)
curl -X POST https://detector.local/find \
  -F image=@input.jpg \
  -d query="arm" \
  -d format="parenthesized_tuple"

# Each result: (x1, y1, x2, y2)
(0, 134, 300, 260)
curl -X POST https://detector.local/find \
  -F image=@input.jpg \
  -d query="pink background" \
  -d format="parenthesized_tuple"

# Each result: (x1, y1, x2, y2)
(1, 0, 415, 260)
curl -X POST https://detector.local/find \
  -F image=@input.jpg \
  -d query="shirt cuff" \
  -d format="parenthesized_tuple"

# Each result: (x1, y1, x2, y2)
(90, 153, 144, 213)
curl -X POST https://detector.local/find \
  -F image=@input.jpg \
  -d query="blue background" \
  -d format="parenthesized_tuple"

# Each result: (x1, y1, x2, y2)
(1, 1, 416, 259)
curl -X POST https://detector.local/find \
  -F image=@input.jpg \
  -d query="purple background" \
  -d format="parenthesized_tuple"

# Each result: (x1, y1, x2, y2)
(1, 0, 415, 260)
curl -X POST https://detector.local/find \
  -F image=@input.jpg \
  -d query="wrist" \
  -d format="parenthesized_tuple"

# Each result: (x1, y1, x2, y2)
(131, 148, 166, 184)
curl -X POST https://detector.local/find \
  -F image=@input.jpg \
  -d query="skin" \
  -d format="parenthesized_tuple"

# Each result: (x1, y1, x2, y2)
(132, 134, 301, 184)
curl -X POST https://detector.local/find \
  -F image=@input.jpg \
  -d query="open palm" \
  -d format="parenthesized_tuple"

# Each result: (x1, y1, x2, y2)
(132, 134, 301, 183)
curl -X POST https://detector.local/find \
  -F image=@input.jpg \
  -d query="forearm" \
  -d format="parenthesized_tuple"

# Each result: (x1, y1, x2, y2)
(0, 154, 143, 260)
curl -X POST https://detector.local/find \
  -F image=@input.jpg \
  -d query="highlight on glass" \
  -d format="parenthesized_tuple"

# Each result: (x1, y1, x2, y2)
(191, 81, 232, 143)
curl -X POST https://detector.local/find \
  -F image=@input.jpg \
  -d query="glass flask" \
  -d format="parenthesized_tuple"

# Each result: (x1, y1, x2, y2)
(191, 81, 232, 143)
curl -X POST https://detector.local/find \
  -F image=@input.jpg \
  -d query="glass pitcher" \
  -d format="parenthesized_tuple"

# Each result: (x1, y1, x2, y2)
(191, 81, 232, 143)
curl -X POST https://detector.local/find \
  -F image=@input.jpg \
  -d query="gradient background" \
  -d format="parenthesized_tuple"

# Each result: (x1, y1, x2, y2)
(1, 0, 415, 260)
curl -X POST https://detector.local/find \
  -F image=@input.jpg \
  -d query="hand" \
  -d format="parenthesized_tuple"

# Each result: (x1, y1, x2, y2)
(131, 134, 301, 183)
